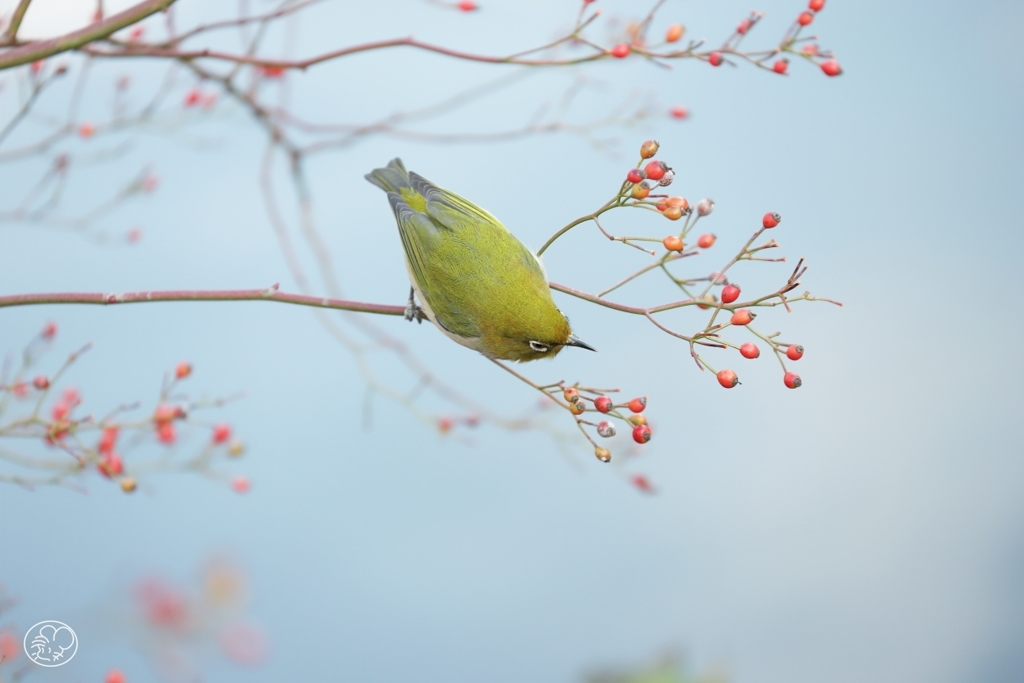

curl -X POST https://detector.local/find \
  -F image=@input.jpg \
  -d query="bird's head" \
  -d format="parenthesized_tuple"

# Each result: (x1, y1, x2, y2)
(480, 302, 595, 363)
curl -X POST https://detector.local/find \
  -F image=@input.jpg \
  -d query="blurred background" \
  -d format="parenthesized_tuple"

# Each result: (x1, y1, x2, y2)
(1, 0, 1022, 681)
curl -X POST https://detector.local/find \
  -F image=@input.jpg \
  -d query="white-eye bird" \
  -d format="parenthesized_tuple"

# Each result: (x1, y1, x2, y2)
(366, 158, 594, 362)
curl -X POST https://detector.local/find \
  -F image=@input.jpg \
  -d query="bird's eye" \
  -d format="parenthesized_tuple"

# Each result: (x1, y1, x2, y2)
(528, 341, 550, 353)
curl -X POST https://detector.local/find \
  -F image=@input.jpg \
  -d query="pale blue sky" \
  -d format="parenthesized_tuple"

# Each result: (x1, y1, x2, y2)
(1, 1, 1023, 682)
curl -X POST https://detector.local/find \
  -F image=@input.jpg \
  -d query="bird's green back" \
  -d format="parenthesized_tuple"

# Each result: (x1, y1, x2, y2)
(366, 159, 570, 361)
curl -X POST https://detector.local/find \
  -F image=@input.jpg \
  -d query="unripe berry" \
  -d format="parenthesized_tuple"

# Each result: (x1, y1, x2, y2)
(657, 168, 675, 187)
(644, 160, 668, 181)
(762, 212, 781, 228)
(33, 375, 50, 390)
(697, 198, 715, 216)
(627, 414, 647, 427)
(730, 309, 755, 325)
(630, 181, 651, 199)
(232, 476, 251, 493)
(626, 168, 646, 184)
(175, 361, 192, 379)
(717, 369, 739, 388)
(663, 235, 684, 252)
(228, 439, 245, 457)
(721, 284, 741, 303)
(709, 51, 723, 67)
(665, 23, 684, 43)
(786, 344, 805, 361)
(632, 424, 652, 444)
(696, 293, 717, 310)
(594, 447, 612, 463)
(663, 206, 683, 221)
(119, 478, 136, 494)
(697, 233, 716, 248)
(563, 387, 580, 403)
(596, 421, 616, 438)
(569, 400, 585, 415)
(784, 372, 802, 389)
(820, 60, 842, 77)
(740, 342, 760, 359)
(610, 43, 630, 59)
(627, 396, 647, 413)
(773, 59, 788, 74)
(797, 11, 813, 26)
(669, 106, 688, 120)
(594, 396, 613, 413)
(666, 196, 688, 210)
(639, 140, 660, 158)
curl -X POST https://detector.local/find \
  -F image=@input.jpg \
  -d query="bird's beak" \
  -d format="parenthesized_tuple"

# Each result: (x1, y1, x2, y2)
(565, 334, 597, 352)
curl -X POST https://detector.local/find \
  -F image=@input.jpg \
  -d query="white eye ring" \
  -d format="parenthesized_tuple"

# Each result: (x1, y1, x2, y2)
(528, 341, 550, 353)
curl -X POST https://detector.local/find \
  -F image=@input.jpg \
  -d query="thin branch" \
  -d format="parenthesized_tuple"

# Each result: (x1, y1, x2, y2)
(0, 287, 406, 316)
(0, 0, 176, 71)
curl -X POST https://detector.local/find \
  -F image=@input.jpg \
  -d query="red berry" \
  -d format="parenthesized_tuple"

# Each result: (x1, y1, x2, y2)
(784, 372, 802, 389)
(98, 452, 123, 478)
(175, 361, 192, 379)
(808, 0, 825, 10)
(157, 422, 176, 444)
(717, 369, 739, 388)
(762, 212, 781, 228)
(212, 423, 232, 444)
(669, 105, 688, 119)
(631, 474, 654, 492)
(802, 43, 819, 55)
(626, 168, 645, 184)
(438, 417, 454, 433)
(730, 309, 754, 326)
(184, 88, 201, 106)
(457, 0, 477, 10)
(594, 396, 613, 413)
(632, 424, 652, 444)
(105, 669, 126, 683)
(99, 426, 118, 454)
(709, 52, 724, 67)
(33, 375, 50, 390)
(721, 284, 741, 303)
(644, 160, 668, 180)
(773, 59, 788, 74)
(610, 43, 630, 59)
(627, 396, 647, 413)
(740, 342, 760, 359)
(78, 122, 96, 138)
(663, 235, 684, 252)
(820, 60, 842, 77)
(786, 344, 805, 361)
(41, 321, 57, 338)
(697, 233, 716, 248)
(797, 11, 813, 26)
(232, 476, 251, 493)
(737, 18, 752, 34)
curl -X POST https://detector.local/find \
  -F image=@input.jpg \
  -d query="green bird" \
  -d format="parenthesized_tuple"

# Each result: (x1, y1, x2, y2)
(366, 158, 595, 362)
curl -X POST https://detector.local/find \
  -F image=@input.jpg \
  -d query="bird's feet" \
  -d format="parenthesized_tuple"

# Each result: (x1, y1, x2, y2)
(404, 287, 426, 324)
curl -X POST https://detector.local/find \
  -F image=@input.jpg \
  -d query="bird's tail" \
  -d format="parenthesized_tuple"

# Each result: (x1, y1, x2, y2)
(364, 158, 409, 193)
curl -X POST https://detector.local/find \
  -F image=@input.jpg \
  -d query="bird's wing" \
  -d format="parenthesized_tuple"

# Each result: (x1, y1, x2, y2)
(386, 191, 483, 340)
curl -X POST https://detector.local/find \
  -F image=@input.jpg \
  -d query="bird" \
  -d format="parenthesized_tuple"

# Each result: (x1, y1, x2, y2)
(365, 158, 595, 362)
